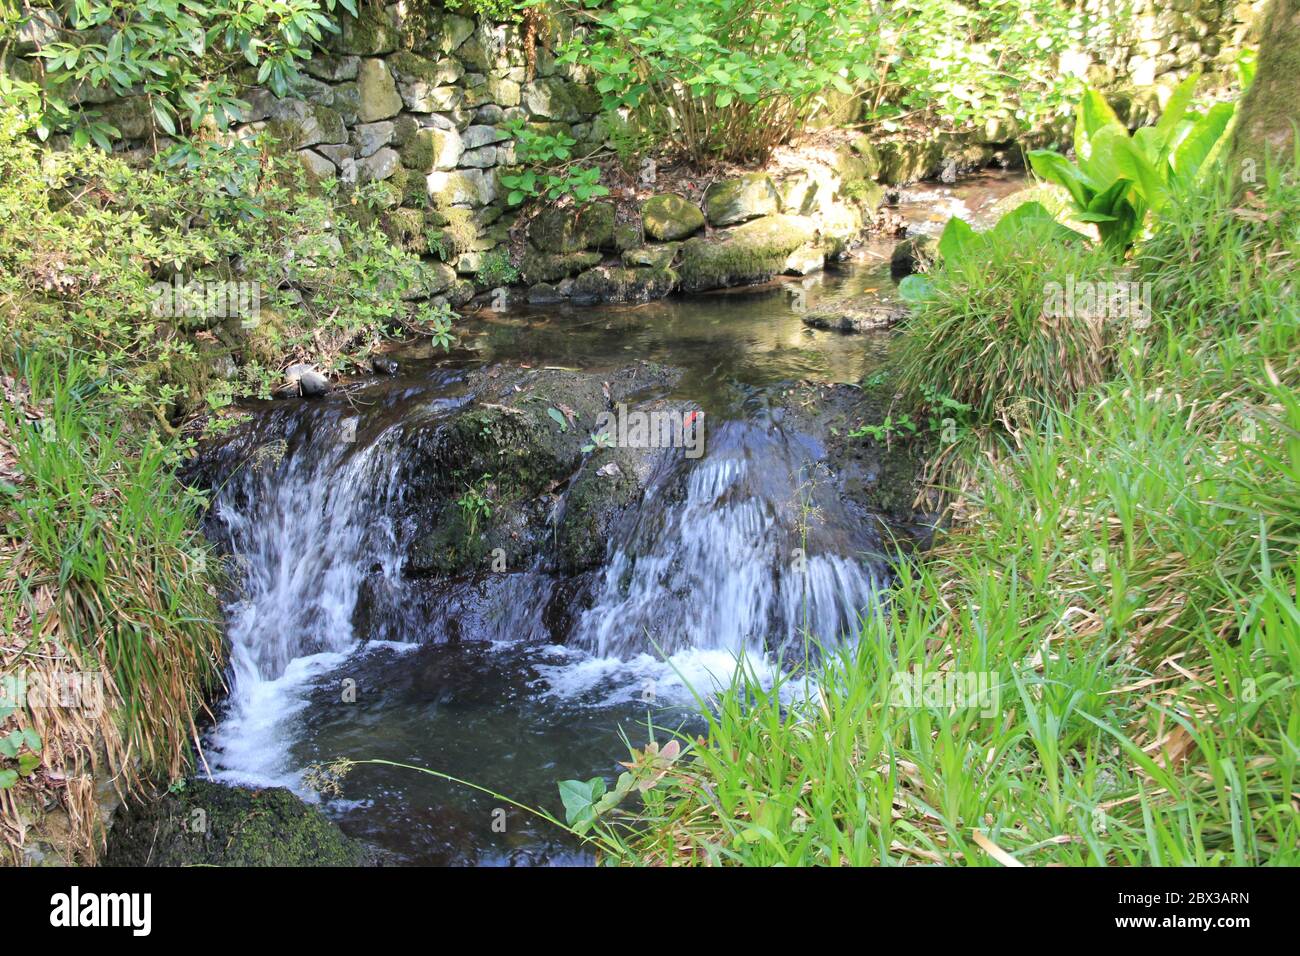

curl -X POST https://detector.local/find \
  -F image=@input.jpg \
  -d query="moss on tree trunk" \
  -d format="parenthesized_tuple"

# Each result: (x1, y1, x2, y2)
(1230, 0, 1300, 184)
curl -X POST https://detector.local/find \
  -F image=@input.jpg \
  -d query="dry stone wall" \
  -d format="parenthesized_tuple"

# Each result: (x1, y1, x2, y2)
(4, 1, 1268, 306)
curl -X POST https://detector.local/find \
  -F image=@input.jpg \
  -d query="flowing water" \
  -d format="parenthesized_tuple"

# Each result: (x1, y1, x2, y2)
(195, 171, 1025, 865)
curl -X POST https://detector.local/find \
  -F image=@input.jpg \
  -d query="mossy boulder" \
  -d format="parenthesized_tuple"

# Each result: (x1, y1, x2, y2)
(678, 214, 818, 292)
(104, 781, 364, 867)
(570, 265, 677, 304)
(889, 234, 939, 281)
(876, 139, 943, 185)
(527, 202, 615, 252)
(642, 193, 705, 241)
(519, 248, 602, 284)
(402, 369, 611, 576)
(704, 173, 780, 227)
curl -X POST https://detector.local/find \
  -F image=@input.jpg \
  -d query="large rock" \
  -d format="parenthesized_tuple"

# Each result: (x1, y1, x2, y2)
(570, 265, 677, 305)
(521, 77, 599, 122)
(642, 194, 705, 241)
(678, 214, 819, 292)
(103, 781, 364, 867)
(703, 173, 780, 226)
(526, 203, 615, 252)
(519, 249, 603, 285)
(357, 58, 402, 122)
(400, 365, 683, 577)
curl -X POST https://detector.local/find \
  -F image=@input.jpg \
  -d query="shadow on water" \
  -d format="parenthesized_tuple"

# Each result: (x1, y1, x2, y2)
(194, 169, 1025, 865)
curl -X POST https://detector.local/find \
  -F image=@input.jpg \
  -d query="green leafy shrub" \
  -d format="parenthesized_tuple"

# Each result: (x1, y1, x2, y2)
(1028, 75, 1237, 257)
(1, 0, 358, 147)
(551, 0, 879, 164)
(0, 110, 435, 426)
(500, 117, 609, 205)
(865, 0, 1106, 132)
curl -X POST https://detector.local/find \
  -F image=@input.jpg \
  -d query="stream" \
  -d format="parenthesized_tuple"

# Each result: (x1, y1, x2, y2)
(193, 170, 1024, 865)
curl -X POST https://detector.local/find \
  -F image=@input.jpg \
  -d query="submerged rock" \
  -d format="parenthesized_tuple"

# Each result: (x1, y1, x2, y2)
(104, 780, 365, 867)
(802, 305, 906, 333)
(889, 234, 939, 281)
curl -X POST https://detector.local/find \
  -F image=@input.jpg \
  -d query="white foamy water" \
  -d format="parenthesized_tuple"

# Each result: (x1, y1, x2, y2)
(202, 403, 885, 793)
(204, 414, 408, 788)
(569, 435, 883, 659)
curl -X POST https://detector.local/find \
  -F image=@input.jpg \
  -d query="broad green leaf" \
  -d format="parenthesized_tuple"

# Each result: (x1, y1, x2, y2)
(1074, 88, 1126, 161)
(937, 216, 978, 264)
(1153, 72, 1199, 151)
(897, 274, 933, 305)
(1172, 102, 1234, 186)
(1028, 150, 1093, 209)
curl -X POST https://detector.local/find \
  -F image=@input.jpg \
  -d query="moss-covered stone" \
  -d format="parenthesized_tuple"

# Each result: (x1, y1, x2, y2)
(570, 264, 677, 304)
(876, 138, 944, 185)
(642, 193, 705, 241)
(382, 206, 429, 254)
(678, 214, 818, 292)
(426, 206, 479, 261)
(703, 174, 779, 226)
(521, 77, 601, 122)
(889, 234, 939, 281)
(622, 243, 678, 270)
(613, 221, 643, 251)
(526, 202, 615, 252)
(357, 57, 402, 122)
(338, 10, 398, 56)
(848, 134, 882, 179)
(104, 781, 363, 867)
(519, 248, 602, 284)
(400, 126, 463, 172)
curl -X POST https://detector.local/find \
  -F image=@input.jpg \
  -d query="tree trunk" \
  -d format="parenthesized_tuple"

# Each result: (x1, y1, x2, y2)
(1229, 0, 1300, 183)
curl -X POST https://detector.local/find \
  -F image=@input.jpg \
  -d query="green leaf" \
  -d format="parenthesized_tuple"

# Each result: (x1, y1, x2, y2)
(0, 770, 16, 790)
(1172, 102, 1234, 186)
(1153, 72, 1199, 151)
(897, 274, 933, 305)
(1074, 88, 1126, 161)
(1029, 149, 1092, 209)
(547, 407, 569, 431)
(558, 777, 606, 827)
(936, 216, 978, 264)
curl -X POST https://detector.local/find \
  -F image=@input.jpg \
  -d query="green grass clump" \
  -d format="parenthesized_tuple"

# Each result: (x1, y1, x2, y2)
(897, 219, 1124, 428)
(595, 161, 1300, 866)
(1, 352, 224, 862)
